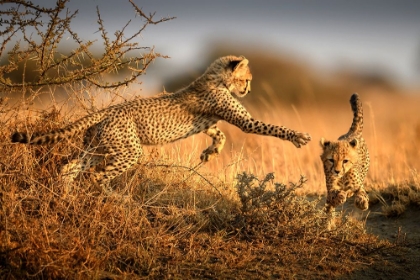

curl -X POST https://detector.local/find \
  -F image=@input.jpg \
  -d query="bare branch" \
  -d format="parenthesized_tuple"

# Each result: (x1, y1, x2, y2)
(0, 0, 175, 93)
(128, 0, 176, 24)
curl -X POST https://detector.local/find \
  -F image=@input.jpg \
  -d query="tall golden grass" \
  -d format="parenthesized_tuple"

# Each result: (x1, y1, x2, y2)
(5, 83, 419, 195)
(1, 54, 419, 278)
(2, 1, 418, 277)
(3, 84, 416, 278)
(146, 88, 420, 196)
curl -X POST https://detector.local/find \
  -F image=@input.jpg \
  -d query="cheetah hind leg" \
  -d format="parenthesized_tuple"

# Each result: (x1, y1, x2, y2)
(86, 119, 144, 194)
(60, 151, 104, 195)
(60, 159, 82, 195)
(90, 151, 141, 194)
(200, 125, 226, 162)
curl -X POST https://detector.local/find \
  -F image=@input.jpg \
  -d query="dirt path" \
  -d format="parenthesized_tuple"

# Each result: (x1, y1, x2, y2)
(342, 203, 420, 280)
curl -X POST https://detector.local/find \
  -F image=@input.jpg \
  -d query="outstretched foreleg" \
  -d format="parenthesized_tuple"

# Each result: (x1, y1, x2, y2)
(215, 98, 311, 148)
(240, 119, 311, 148)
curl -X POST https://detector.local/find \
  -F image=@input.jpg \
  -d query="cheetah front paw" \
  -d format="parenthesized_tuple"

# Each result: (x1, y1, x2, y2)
(354, 192, 369, 211)
(200, 147, 218, 162)
(328, 189, 348, 206)
(291, 132, 311, 148)
(325, 189, 347, 213)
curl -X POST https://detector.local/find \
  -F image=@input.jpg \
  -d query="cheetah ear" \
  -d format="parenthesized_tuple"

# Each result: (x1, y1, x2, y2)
(320, 138, 330, 148)
(230, 57, 249, 72)
(349, 139, 358, 147)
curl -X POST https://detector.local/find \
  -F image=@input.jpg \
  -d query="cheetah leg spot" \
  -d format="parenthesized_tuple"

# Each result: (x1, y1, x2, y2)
(200, 146, 220, 162)
(93, 149, 142, 194)
(200, 125, 226, 162)
(86, 120, 143, 193)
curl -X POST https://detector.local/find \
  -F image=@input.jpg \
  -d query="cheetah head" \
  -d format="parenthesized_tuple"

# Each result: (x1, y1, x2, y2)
(219, 56, 252, 97)
(320, 138, 359, 178)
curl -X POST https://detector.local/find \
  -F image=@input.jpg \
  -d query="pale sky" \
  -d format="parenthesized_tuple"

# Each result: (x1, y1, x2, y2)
(3, 0, 420, 90)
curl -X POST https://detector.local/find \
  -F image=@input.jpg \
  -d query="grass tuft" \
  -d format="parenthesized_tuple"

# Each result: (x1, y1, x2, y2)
(1, 78, 419, 278)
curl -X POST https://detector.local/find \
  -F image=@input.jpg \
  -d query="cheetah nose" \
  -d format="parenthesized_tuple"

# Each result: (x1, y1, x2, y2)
(334, 169, 340, 174)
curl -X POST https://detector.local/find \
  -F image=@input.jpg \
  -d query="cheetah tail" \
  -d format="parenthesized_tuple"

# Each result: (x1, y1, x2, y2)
(347, 93, 364, 137)
(11, 111, 105, 145)
(11, 128, 70, 145)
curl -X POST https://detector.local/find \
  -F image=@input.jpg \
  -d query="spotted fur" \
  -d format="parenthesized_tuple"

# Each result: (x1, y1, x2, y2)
(12, 55, 311, 190)
(320, 93, 370, 213)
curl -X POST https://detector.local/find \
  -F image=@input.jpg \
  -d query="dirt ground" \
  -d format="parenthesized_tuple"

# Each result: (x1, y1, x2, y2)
(341, 202, 420, 280)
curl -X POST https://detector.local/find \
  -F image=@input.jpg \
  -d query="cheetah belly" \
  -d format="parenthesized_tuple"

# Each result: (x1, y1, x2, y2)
(136, 115, 218, 145)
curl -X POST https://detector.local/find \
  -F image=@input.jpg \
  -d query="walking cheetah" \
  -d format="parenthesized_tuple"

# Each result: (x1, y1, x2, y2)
(12, 55, 311, 190)
(320, 93, 370, 213)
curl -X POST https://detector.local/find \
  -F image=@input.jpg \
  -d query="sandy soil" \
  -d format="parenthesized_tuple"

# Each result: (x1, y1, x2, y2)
(342, 202, 420, 280)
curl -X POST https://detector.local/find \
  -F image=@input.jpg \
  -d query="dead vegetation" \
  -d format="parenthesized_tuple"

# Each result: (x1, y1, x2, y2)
(0, 0, 173, 92)
(1, 0, 420, 279)
(0, 106, 414, 278)
(370, 180, 420, 217)
(0, 113, 393, 278)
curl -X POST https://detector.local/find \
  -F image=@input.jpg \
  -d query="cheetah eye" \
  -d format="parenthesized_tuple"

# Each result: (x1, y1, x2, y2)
(343, 159, 349, 163)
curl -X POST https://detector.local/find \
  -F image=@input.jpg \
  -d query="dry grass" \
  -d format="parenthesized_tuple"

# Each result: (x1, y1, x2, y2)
(0, 95, 403, 278)
(371, 179, 420, 217)
(1, 55, 419, 278)
(2, 1, 419, 277)
(151, 88, 420, 196)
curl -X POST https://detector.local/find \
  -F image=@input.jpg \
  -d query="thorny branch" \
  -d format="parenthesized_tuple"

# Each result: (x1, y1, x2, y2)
(0, 0, 175, 92)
